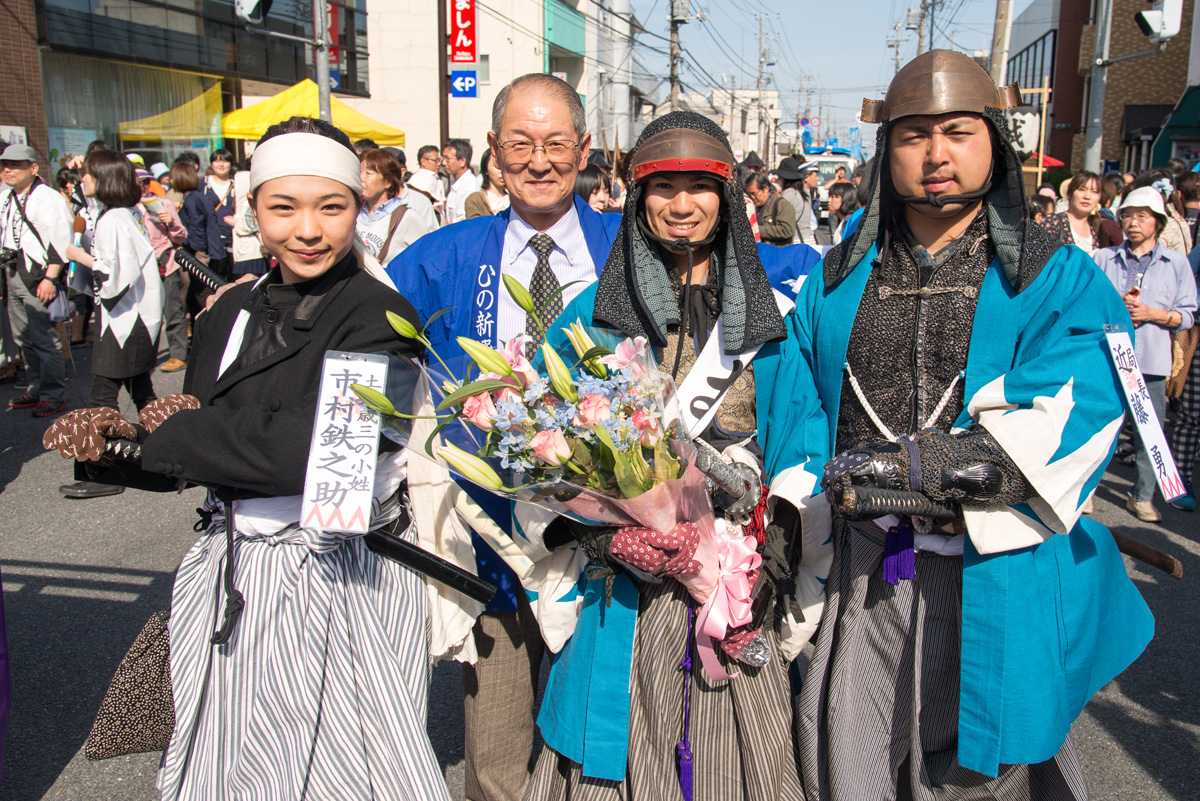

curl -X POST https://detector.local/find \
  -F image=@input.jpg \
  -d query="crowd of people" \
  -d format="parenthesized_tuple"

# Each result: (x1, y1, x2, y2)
(0, 48, 1192, 801)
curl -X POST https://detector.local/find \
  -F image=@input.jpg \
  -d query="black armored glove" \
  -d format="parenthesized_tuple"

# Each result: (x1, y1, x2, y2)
(821, 426, 1033, 510)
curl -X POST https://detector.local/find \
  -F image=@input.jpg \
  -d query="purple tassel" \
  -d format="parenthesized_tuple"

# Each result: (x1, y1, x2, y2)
(676, 602, 695, 801)
(881, 519, 916, 586)
(676, 741, 694, 800)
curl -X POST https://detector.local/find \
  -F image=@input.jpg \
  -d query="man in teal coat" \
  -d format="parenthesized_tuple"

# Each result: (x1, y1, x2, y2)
(760, 50, 1154, 799)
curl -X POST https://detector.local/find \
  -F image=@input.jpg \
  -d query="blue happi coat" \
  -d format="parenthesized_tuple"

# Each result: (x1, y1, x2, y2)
(760, 241, 1155, 776)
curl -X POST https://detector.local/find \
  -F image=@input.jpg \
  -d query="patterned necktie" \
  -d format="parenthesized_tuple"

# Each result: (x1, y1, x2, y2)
(524, 233, 561, 358)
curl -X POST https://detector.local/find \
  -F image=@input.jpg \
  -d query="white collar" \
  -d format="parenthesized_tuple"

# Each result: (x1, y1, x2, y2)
(504, 203, 582, 267)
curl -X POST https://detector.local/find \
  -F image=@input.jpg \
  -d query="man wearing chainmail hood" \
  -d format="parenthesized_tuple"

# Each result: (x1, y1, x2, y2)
(760, 50, 1154, 799)
(518, 111, 821, 799)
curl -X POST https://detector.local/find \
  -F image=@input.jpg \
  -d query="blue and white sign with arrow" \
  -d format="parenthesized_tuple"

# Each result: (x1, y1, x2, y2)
(451, 71, 478, 98)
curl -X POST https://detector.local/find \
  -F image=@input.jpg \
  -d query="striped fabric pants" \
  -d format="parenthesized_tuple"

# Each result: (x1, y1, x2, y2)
(1171, 348, 1200, 485)
(796, 518, 1089, 801)
(157, 521, 449, 801)
(524, 579, 803, 801)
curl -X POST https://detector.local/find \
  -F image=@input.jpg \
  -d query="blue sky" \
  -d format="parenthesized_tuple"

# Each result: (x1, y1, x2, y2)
(629, 0, 1037, 149)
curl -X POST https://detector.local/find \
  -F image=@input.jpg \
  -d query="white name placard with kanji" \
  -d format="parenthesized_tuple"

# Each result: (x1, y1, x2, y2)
(1104, 328, 1186, 502)
(302, 351, 389, 533)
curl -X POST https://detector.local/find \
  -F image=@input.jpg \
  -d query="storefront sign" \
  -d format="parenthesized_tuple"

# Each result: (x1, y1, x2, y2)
(48, 127, 95, 167)
(451, 0, 477, 63)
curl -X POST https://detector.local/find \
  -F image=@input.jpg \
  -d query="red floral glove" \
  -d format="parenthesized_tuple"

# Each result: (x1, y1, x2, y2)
(139, 393, 200, 433)
(609, 522, 702, 577)
(43, 408, 138, 462)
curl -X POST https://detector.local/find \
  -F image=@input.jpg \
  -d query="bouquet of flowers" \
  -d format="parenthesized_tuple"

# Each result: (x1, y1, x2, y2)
(354, 276, 765, 679)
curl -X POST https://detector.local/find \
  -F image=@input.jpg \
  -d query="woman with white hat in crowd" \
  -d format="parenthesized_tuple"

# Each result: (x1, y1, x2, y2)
(1093, 186, 1197, 522)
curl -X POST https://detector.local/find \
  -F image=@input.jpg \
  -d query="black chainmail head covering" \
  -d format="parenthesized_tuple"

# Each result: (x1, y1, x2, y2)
(592, 111, 787, 356)
(825, 51, 1061, 293)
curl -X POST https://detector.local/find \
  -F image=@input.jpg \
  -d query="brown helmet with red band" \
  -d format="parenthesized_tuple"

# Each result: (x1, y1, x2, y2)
(629, 128, 734, 184)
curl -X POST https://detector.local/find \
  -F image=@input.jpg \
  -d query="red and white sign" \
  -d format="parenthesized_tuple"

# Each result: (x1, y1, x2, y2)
(451, 0, 477, 63)
(810, 116, 821, 128)
(327, 2, 340, 65)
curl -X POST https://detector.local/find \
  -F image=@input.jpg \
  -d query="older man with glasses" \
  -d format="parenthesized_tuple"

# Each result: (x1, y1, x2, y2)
(387, 73, 622, 801)
(1, 144, 73, 417)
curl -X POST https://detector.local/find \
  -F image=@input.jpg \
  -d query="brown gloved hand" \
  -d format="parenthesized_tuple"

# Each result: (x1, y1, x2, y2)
(139, 393, 200, 433)
(43, 408, 138, 462)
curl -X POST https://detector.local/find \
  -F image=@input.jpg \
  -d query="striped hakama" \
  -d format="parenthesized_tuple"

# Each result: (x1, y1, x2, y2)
(796, 518, 1089, 801)
(157, 502, 449, 801)
(525, 579, 803, 801)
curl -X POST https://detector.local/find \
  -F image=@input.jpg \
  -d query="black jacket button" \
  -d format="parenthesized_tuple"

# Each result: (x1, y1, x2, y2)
(264, 309, 279, 324)
(267, 398, 281, 412)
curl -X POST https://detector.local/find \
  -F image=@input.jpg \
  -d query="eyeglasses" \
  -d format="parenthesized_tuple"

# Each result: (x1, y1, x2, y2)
(1120, 211, 1157, 224)
(497, 139, 581, 165)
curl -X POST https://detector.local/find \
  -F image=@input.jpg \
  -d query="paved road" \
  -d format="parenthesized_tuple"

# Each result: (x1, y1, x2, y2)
(0, 343, 1196, 799)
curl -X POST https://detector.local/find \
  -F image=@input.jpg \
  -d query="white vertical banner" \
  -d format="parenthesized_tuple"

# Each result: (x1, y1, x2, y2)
(302, 351, 389, 533)
(1104, 328, 1187, 502)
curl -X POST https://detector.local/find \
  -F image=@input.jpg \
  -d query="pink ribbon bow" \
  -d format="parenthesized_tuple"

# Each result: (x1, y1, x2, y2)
(695, 529, 761, 680)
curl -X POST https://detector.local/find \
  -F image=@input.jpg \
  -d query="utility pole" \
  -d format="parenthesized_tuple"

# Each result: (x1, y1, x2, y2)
(313, 0, 331, 120)
(729, 74, 737, 147)
(756, 6, 765, 157)
(1084, 0, 1113, 172)
(437, 0, 449, 144)
(988, 0, 1015, 85)
(795, 75, 803, 133)
(669, 0, 688, 112)
(917, 0, 930, 54)
(887, 21, 906, 75)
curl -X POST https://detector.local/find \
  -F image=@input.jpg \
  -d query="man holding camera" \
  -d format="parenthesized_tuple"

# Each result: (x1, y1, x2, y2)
(2, 144, 73, 417)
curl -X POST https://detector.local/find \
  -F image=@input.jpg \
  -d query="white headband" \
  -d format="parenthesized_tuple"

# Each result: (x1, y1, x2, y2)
(249, 132, 362, 195)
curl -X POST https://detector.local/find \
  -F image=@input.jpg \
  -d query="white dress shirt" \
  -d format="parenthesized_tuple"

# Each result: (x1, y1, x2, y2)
(445, 169, 481, 225)
(397, 187, 439, 231)
(497, 204, 596, 347)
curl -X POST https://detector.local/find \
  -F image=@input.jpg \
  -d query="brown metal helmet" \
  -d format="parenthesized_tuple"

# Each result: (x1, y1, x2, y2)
(629, 127, 734, 185)
(861, 49, 1021, 124)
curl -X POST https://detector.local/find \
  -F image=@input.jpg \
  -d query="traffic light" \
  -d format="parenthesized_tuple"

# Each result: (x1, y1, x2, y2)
(1135, 0, 1182, 44)
(235, 0, 273, 24)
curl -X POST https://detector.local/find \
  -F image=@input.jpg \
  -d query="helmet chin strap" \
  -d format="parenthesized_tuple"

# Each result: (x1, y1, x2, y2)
(896, 162, 995, 208)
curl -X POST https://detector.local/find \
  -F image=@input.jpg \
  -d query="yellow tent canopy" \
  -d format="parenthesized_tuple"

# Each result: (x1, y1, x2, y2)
(119, 84, 224, 140)
(222, 79, 405, 146)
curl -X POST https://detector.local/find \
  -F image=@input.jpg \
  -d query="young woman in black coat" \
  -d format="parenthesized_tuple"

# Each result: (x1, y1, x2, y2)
(44, 116, 451, 800)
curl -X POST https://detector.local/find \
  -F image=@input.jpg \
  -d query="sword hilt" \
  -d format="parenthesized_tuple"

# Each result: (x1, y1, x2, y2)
(104, 438, 143, 464)
(173, 249, 229, 293)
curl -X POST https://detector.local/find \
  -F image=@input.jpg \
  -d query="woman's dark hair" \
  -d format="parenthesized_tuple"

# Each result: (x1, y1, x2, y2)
(360, 148, 404, 198)
(479, 149, 502, 192)
(86, 140, 111, 156)
(1131, 167, 1186, 218)
(1101, 176, 1121, 208)
(574, 164, 611, 202)
(56, 167, 80, 192)
(1165, 157, 1188, 176)
(1175, 171, 1200, 204)
(169, 161, 200, 194)
(210, 148, 237, 171)
(1027, 194, 1053, 219)
(84, 149, 141, 208)
(828, 181, 859, 219)
(176, 151, 202, 169)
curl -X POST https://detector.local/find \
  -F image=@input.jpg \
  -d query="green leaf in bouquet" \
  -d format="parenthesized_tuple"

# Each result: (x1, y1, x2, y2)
(421, 307, 452, 335)
(457, 337, 515, 377)
(541, 342, 580, 403)
(593, 426, 653, 498)
(652, 435, 683, 482)
(569, 437, 595, 470)
(435, 379, 518, 412)
(544, 280, 585, 313)
(573, 344, 614, 378)
(424, 413, 458, 458)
